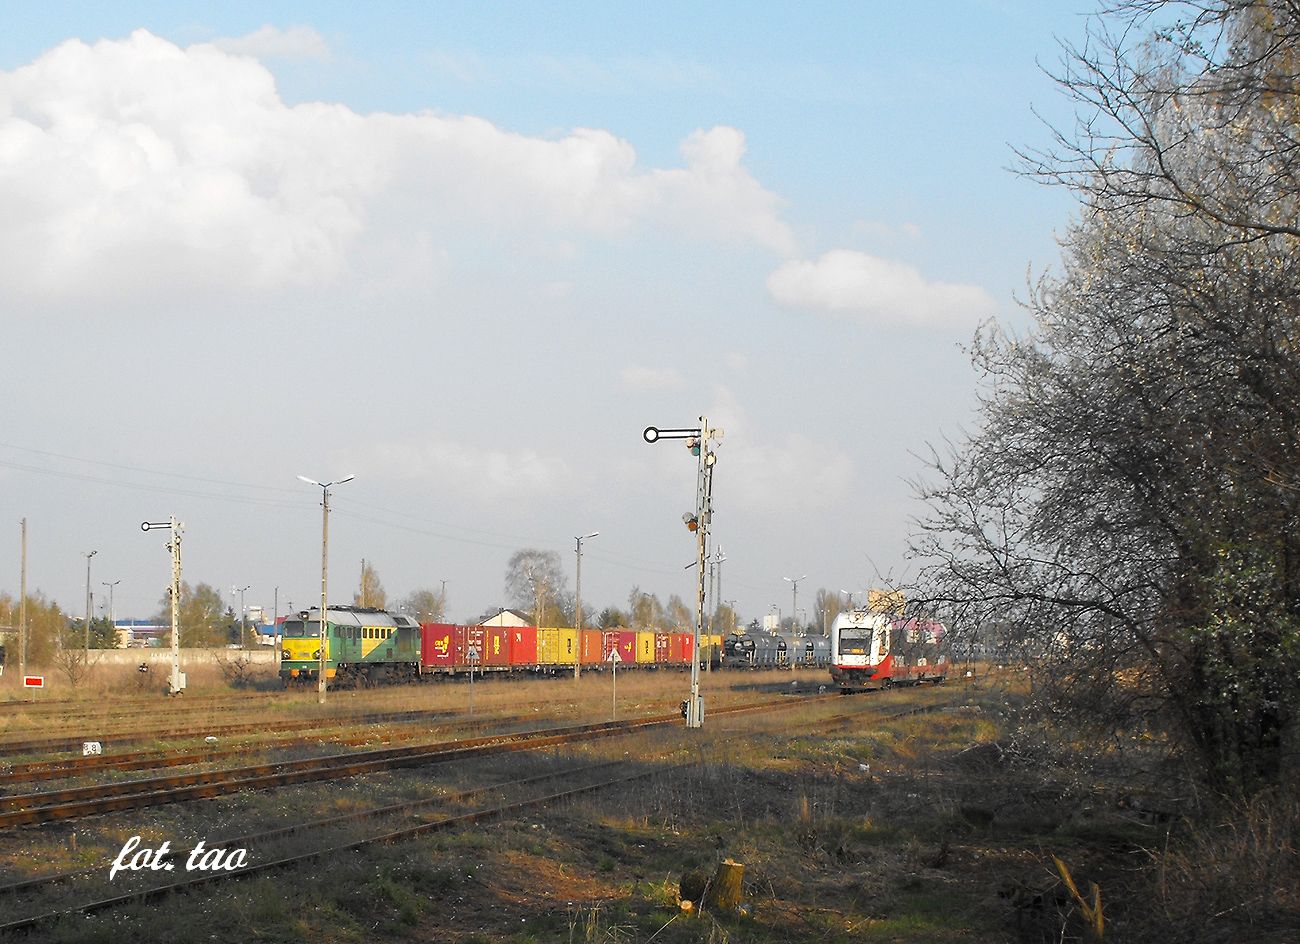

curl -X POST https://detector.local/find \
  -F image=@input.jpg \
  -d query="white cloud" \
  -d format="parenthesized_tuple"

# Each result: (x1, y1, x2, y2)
(211, 25, 331, 63)
(852, 219, 922, 241)
(766, 249, 997, 326)
(371, 439, 570, 501)
(620, 366, 687, 391)
(723, 352, 749, 372)
(705, 386, 854, 511)
(0, 31, 794, 301)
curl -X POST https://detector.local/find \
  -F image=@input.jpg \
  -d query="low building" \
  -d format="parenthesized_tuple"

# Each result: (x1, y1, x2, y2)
(477, 608, 533, 628)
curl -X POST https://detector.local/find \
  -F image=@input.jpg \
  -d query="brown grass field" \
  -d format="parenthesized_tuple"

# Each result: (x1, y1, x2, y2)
(0, 662, 1295, 943)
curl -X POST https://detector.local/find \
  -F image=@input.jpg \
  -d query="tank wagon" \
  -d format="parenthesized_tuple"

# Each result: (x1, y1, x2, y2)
(829, 609, 948, 691)
(779, 633, 831, 668)
(281, 607, 719, 687)
(722, 629, 788, 668)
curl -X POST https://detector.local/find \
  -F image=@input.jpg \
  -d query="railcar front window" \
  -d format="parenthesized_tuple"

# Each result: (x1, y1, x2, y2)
(282, 621, 306, 638)
(841, 633, 870, 653)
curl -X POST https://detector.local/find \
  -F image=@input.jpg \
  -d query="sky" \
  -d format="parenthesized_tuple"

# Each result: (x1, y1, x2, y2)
(0, 2, 1096, 628)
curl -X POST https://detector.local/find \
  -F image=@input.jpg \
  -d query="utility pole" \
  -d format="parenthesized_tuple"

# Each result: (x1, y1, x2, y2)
(643, 417, 722, 729)
(83, 550, 97, 658)
(142, 517, 185, 694)
(784, 574, 806, 633)
(574, 532, 598, 680)
(707, 545, 725, 672)
(19, 519, 26, 683)
(359, 559, 367, 607)
(102, 580, 121, 647)
(233, 585, 250, 650)
(299, 474, 355, 705)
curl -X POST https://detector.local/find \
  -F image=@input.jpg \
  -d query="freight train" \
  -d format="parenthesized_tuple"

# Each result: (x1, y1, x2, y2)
(279, 605, 725, 687)
(829, 608, 949, 691)
(717, 630, 833, 669)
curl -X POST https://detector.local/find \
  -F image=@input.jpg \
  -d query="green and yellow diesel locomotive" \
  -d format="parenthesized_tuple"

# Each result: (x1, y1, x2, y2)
(280, 605, 420, 686)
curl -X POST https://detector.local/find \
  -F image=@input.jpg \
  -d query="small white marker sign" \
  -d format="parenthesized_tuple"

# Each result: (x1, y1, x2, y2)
(83, 741, 103, 756)
(466, 646, 480, 662)
(606, 648, 622, 664)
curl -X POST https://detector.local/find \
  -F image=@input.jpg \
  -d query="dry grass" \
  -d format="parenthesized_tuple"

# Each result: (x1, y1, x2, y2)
(4, 672, 1293, 943)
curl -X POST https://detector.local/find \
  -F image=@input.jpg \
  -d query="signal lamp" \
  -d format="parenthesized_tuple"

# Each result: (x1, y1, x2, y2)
(682, 512, 700, 532)
(686, 437, 700, 456)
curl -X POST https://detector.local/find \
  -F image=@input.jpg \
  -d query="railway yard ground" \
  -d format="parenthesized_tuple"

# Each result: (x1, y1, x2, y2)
(0, 663, 1293, 943)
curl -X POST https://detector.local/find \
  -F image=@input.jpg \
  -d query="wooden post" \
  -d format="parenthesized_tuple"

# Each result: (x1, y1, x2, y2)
(705, 859, 745, 912)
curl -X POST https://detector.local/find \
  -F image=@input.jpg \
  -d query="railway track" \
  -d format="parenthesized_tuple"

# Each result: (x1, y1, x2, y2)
(0, 703, 497, 757)
(0, 759, 669, 935)
(0, 707, 540, 787)
(0, 692, 958, 935)
(0, 692, 850, 828)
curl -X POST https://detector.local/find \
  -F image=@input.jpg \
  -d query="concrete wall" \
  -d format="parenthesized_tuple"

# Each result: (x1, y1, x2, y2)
(90, 647, 277, 666)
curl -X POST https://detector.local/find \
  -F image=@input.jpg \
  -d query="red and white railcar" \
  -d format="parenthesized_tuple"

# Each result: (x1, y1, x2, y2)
(829, 609, 948, 691)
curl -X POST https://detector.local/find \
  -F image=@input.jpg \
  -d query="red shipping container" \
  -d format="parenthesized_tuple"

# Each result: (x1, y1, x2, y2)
(655, 633, 672, 665)
(681, 633, 695, 664)
(670, 633, 686, 665)
(487, 626, 511, 665)
(420, 623, 463, 669)
(463, 627, 510, 667)
(600, 631, 617, 661)
(509, 626, 538, 666)
(616, 630, 637, 664)
(579, 629, 604, 665)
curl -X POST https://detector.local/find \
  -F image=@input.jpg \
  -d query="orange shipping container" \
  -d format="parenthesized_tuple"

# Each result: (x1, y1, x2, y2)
(580, 629, 604, 665)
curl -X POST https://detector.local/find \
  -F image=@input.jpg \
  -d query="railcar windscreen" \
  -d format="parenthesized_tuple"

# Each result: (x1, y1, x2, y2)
(839, 632, 871, 651)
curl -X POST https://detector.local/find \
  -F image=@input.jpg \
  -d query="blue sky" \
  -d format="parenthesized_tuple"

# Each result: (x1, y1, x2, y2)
(0, 2, 1094, 625)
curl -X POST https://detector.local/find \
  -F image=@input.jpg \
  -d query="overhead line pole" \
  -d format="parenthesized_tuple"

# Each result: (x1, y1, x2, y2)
(19, 519, 26, 684)
(299, 474, 355, 705)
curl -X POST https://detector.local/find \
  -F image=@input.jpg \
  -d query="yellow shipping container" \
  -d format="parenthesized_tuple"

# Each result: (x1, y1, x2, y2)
(538, 628, 579, 666)
(537, 627, 559, 665)
(636, 631, 656, 663)
(554, 628, 577, 665)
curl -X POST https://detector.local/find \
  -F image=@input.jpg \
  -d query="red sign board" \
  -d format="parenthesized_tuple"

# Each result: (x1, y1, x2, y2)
(23, 676, 44, 688)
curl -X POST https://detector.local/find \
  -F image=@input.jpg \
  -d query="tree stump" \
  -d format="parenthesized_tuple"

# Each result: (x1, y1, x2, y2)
(679, 869, 709, 907)
(704, 859, 745, 911)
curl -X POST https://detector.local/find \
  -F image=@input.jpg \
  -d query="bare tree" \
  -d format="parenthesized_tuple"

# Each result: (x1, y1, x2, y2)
(919, 0, 1300, 796)
(401, 587, 447, 623)
(505, 549, 568, 625)
(354, 561, 387, 609)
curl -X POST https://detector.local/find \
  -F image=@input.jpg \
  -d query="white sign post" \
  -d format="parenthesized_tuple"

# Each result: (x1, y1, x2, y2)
(466, 645, 480, 718)
(606, 647, 622, 720)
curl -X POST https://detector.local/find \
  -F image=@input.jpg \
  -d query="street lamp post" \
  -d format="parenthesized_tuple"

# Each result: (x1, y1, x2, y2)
(783, 575, 806, 634)
(298, 474, 356, 705)
(574, 532, 599, 680)
(233, 585, 250, 651)
(83, 550, 97, 657)
(102, 580, 121, 647)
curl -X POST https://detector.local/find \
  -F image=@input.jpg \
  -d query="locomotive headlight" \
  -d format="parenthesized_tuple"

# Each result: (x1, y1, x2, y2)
(313, 649, 321, 660)
(281, 650, 291, 660)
